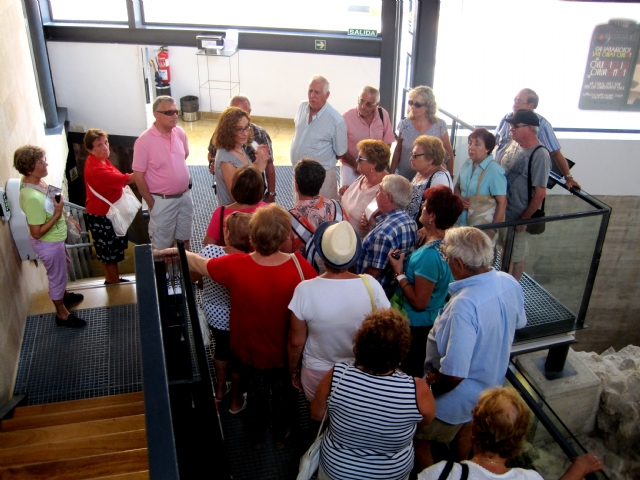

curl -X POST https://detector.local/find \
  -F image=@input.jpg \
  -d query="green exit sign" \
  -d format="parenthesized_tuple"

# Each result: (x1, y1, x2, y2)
(315, 39, 326, 50)
(348, 29, 377, 37)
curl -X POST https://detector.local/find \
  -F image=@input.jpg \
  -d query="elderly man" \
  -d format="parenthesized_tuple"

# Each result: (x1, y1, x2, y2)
(414, 226, 527, 470)
(356, 174, 417, 293)
(340, 85, 395, 187)
(495, 88, 580, 190)
(208, 94, 276, 202)
(499, 109, 551, 281)
(290, 75, 348, 200)
(289, 158, 347, 271)
(133, 95, 192, 250)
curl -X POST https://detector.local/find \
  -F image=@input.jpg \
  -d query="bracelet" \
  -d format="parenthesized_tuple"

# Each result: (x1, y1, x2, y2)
(396, 274, 407, 282)
(564, 175, 573, 179)
(268, 192, 277, 197)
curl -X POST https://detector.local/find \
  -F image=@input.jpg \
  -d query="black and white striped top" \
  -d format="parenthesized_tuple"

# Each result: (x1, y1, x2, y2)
(320, 362, 423, 480)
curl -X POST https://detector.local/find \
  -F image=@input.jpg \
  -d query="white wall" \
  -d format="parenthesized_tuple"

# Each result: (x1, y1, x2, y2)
(47, 42, 148, 136)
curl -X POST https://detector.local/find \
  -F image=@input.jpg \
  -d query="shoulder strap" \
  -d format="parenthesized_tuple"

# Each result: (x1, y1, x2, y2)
(359, 274, 376, 312)
(219, 205, 225, 244)
(331, 199, 344, 222)
(87, 184, 114, 207)
(438, 459, 456, 480)
(526, 145, 547, 205)
(460, 462, 469, 480)
(289, 212, 314, 243)
(426, 171, 437, 189)
(475, 167, 487, 193)
(378, 106, 384, 124)
(290, 253, 305, 281)
(316, 364, 350, 440)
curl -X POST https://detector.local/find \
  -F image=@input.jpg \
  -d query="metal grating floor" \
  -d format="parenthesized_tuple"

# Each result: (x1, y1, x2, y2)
(14, 304, 141, 406)
(519, 274, 575, 327)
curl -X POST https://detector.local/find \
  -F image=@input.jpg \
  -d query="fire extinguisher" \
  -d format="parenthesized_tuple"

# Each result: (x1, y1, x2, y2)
(157, 47, 170, 84)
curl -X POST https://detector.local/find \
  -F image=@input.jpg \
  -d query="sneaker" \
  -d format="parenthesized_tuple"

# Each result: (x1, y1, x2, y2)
(166, 273, 174, 295)
(55, 313, 87, 328)
(62, 292, 84, 309)
(104, 278, 131, 285)
(173, 274, 182, 295)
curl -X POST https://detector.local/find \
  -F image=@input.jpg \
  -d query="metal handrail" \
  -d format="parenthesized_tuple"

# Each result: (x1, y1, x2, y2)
(64, 201, 94, 281)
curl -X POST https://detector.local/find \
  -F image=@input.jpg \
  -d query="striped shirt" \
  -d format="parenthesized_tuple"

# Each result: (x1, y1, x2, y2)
(321, 363, 423, 480)
(290, 101, 348, 169)
(494, 112, 561, 163)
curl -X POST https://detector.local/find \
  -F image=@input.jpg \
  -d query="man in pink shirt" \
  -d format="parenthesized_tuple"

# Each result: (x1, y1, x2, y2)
(133, 96, 193, 250)
(341, 86, 395, 187)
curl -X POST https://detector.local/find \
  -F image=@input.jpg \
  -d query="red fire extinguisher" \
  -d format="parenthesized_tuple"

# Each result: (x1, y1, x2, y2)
(157, 47, 170, 84)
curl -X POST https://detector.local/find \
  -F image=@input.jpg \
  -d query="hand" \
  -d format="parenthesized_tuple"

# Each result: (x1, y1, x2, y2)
(254, 145, 270, 172)
(291, 371, 303, 392)
(208, 160, 215, 176)
(359, 212, 372, 232)
(53, 195, 64, 216)
(566, 453, 603, 477)
(153, 247, 178, 260)
(338, 184, 350, 196)
(265, 192, 276, 204)
(417, 227, 427, 246)
(566, 177, 581, 190)
(426, 368, 440, 385)
(459, 197, 471, 209)
(147, 197, 155, 212)
(69, 218, 81, 232)
(388, 250, 405, 273)
(516, 223, 527, 233)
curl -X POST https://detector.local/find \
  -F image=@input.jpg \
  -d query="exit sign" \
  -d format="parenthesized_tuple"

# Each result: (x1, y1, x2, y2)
(348, 29, 377, 37)
(315, 39, 326, 50)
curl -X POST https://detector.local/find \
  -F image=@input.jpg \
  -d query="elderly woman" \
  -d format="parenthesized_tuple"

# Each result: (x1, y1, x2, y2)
(311, 309, 435, 480)
(212, 106, 269, 206)
(405, 135, 453, 220)
(196, 212, 251, 405)
(170, 204, 317, 448)
(418, 387, 604, 480)
(390, 86, 455, 180)
(288, 221, 389, 402)
(83, 128, 136, 284)
(455, 128, 507, 229)
(339, 139, 389, 238)
(389, 186, 463, 378)
(204, 165, 267, 246)
(14, 146, 85, 327)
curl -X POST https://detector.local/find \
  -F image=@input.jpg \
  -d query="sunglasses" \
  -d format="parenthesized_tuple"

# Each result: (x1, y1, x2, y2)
(357, 155, 368, 163)
(157, 110, 179, 116)
(408, 100, 426, 108)
(509, 124, 529, 130)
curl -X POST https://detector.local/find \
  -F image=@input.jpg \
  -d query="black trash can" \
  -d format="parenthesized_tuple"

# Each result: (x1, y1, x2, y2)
(155, 83, 171, 98)
(180, 95, 201, 122)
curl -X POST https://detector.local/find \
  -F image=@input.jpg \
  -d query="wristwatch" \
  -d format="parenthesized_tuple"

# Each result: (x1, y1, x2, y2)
(564, 175, 573, 180)
(268, 192, 277, 197)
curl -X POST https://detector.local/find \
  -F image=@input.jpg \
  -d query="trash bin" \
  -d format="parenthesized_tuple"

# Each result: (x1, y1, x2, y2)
(155, 83, 171, 98)
(180, 95, 201, 122)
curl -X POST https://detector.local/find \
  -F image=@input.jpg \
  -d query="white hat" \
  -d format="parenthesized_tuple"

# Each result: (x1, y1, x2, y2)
(314, 221, 361, 270)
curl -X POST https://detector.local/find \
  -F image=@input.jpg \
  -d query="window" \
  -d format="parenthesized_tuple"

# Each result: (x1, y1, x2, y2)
(48, 0, 128, 23)
(141, 0, 382, 33)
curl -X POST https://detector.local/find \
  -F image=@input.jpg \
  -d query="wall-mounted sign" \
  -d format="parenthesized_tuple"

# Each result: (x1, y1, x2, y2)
(348, 29, 377, 37)
(315, 40, 326, 50)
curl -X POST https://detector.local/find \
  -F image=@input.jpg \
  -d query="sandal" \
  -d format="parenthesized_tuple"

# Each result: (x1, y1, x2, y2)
(215, 382, 232, 403)
(229, 393, 247, 416)
(275, 428, 292, 450)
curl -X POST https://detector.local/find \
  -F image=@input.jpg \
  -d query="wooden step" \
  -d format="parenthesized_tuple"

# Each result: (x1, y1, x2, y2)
(0, 414, 146, 449)
(0, 429, 147, 468)
(12, 393, 143, 419)
(92, 472, 149, 480)
(0, 403, 144, 433)
(0, 448, 149, 480)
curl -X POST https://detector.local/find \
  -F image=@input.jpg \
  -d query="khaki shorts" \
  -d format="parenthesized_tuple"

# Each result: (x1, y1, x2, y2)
(414, 417, 465, 444)
(497, 228, 530, 263)
(149, 189, 194, 249)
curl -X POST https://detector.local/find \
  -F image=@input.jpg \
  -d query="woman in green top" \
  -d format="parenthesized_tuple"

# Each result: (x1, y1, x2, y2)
(388, 185, 463, 377)
(14, 146, 86, 327)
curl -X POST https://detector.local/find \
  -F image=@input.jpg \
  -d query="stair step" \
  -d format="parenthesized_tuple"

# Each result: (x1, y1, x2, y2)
(0, 403, 144, 432)
(0, 448, 148, 480)
(92, 472, 149, 480)
(0, 429, 147, 468)
(12, 393, 143, 418)
(0, 414, 146, 449)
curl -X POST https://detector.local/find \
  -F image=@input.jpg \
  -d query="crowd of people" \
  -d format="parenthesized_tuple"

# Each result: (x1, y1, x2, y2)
(13, 76, 602, 479)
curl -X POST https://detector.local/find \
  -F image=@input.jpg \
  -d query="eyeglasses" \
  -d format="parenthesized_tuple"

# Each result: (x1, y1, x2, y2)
(35, 158, 47, 167)
(236, 125, 251, 134)
(410, 153, 425, 159)
(408, 100, 426, 108)
(157, 110, 179, 116)
(509, 124, 529, 130)
(356, 155, 368, 163)
(357, 98, 377, 108)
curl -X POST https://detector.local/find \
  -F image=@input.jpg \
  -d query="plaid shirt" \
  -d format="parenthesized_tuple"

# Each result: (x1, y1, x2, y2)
(208, 123, 274, 164)
(357, 209, 418, 289)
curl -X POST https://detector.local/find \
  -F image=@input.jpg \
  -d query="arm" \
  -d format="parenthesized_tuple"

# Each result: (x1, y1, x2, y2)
(265, 162, 276, 203)
(551, 149, 581, 190)
(125, 174, 136, 185)
(492, 195, 507, 224)
(340, 151, 358, 171)
(203, 234, 223, 246)
(364, 266, 383, 280)
(389, 134, 403, 174)
(415, 377, 436, 426)
(426, 367, 464, 396)
(454, 182, 471, 210)
(220, 162, 237, 198)
(520, 186, 546, 220)
(388, 251, 435, 310)
(133, 171, 154, 211)
(287, 313, 308, 391)
(558, 453, 603, 480)
(310, 368, 334, 422)
(441, 132, 455, 177)
(28, 196, 64, 239)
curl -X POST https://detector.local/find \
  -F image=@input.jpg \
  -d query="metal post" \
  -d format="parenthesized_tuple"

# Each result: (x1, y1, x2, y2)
(23, 0, 59, 130)
(545, 344, 570, 373)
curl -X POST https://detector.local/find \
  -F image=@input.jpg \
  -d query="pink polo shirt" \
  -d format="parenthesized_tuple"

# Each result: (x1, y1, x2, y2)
(132, 124, 190, 195)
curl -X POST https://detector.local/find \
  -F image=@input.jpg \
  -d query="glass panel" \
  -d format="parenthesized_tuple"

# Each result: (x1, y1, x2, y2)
(49, 0, 128, 22)
(142, 0, 382, 33)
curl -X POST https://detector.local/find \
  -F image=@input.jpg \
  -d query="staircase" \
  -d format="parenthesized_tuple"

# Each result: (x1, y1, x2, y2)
(0, 392, 149, 479)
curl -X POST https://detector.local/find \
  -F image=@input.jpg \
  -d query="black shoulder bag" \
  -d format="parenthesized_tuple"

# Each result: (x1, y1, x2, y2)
(526, 145, 547, 236)
(437, 459, 469, 480)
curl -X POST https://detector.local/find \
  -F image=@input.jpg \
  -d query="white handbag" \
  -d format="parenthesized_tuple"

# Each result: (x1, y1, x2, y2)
(88, 185, 141, 237)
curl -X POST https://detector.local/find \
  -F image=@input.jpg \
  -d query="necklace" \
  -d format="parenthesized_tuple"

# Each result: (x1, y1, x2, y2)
(473, 456, 503, 465)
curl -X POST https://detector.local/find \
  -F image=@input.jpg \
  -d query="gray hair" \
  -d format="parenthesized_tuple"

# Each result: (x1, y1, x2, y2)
(229, 94, 251, 110)
(381, 175, 412, 209)
(444, 227, 494, 271)
(153, 95, 175, 112)
(310, 75, 330, 94)
(409, 85, 438, 123)
(532, 126, 539, 135)
(522, 88, 539, 108)
(361, 85, 380, 103)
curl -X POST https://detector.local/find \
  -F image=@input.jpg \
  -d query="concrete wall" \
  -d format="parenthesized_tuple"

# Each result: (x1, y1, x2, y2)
(0, 0, 62, 404)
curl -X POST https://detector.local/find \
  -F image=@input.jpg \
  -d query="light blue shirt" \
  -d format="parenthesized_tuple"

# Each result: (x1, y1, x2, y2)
(290, 101, 348, 169)
(494, 112, 561, 163)
(425, 269, 527, 425)
(456, 155, 507, 226)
